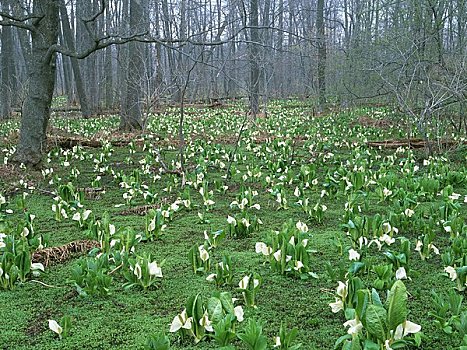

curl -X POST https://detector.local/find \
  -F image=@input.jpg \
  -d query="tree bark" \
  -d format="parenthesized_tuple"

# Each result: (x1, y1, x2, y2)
(13, 0, 59, 167)
(59, 0, 91, 117)
(0, 0, 15, 120)
(249, 0, 260, 117)
(316, 0, 326, 109)
(119, 0, 145, 131)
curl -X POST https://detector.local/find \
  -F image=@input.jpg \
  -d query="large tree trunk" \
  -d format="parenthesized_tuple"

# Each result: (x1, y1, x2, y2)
(13, 0, 59, 167)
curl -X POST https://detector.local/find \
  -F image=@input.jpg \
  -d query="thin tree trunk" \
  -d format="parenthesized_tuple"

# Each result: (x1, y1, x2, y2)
(0, 0, 15, 120)
(316, 0, 326, 109)
(249, 0, 260, 117)
(59, 0, 91, 117)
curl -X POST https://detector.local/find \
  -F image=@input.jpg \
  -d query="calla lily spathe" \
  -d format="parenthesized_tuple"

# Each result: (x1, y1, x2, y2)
(255, 242, 272, 255)
(48, 319, 63, 337)
(394, 320, 421, 340)
(348, 248, 360, 261)
(169, 309, 193, 333)
(343, 318, 363, 335)
(148, 261, 162, 277)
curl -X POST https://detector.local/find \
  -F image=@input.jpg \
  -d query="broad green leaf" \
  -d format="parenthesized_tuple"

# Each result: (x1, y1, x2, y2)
(387, 280, 408, 331)
(342, 336, 362, 350)
(390, 340, 408, 349)
(208, 297, 224, 323)
(219, 292, 235, 314)
(365, 305, 387, 341)
(334, 334, 352, 349)
(363, 339, 379, 350)
(356, 289, 369, 322)
(371, 289, 383, 307)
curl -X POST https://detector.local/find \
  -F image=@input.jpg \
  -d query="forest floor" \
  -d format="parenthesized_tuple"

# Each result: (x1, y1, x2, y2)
(0, 102, 466, 350)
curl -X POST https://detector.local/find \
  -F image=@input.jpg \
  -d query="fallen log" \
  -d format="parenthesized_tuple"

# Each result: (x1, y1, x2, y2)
(367, 139, 467, 149)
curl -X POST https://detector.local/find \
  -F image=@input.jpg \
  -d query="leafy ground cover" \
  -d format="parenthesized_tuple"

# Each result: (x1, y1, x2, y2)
(0, 103, 466, 350)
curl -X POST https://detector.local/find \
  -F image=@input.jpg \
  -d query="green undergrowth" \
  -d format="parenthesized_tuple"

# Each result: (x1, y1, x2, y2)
(0, 104, 466, 350)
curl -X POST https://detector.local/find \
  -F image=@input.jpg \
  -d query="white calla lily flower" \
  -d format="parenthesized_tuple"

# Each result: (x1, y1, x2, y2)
(329, 298, 344, 313)
(31, 263, 45, 272)
(445, 266, 457, 281)
(48, 320, 63, 336)
(227, 216, 236, 225)
(234, 305, 244, 322)
(206, 273, 217, 282)
(109, 224, 116, 236)
(274, 336, 282, 347)
(336, 281, 348, 299)
(395, 266, 407, 280)
(148, 261, 162, 277)
(199, 311, 213, 332)
(82, 210, 92, 220)
(394, 320, 421, 340)
(133, 263, 142, 279)
(343, 318, 363, 335)
(239, 275, 250, 289)
(348, 248, 360, 261)
(414, 240, 423, 252)
(198, 245, 209, 262)
(273, 249, 282, 261)
(169, 309, 193, 332)
(382, 222, 392, 234)
(296, 221, 308, 232)
(294, 260, 304, 270)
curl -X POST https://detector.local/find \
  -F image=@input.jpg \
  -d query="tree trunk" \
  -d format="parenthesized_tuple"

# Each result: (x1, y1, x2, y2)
(119, 0, 145, 131)
(249, 0, 260, 117)
(0, 0, 15, 120)
(59, 0, 91, 117)
(316, 0, 326, 109)
(13, 0, 59, 167)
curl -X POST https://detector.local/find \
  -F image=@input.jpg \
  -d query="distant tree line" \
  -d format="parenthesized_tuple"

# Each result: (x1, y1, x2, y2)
(0, 0, 466, 165)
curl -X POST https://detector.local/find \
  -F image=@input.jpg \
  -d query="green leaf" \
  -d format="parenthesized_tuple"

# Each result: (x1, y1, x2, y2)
(334, 334, 352, 349)
(346, 336, 362, 350)
(208, 297, 224, 324)
(371, 289, 383, 307)
(365, 305, 387, 341)
(363, 339, 379, 350)
(387, 280, 408, 331)
(389, 340, 408, 349)
(237, 319, 267, 350)
(219, 292, 235, 314)
(145, 333, 170, 350)
(348, 262, 365, 275)
(355, 289, 369, 321)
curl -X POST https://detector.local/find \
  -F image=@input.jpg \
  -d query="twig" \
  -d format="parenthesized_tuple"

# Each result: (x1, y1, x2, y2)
(109, 263, 123, 275)
(35, 188, 57, 197)
(29, 280, 66, 289)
